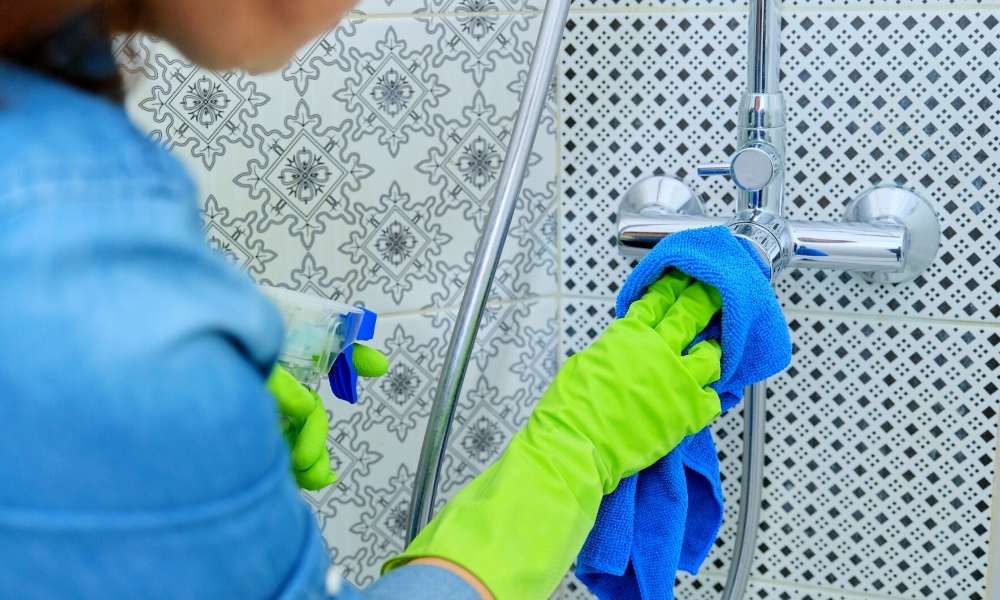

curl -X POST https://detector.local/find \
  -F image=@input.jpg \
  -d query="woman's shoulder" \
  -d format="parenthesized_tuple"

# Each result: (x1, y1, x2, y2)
(0, 60, 191, 212)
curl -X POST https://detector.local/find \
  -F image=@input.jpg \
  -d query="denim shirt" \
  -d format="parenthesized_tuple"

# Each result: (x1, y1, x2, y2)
(0, 58, 478, 600)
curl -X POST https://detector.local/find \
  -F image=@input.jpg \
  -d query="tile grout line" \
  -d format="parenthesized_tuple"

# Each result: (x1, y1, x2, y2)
(554, 40, 567, 365)
(781, 307, 1000, 331)
(986, 419, 1000, 600)
(691, 570, 915, 600)
(377, 294, 560, 320)
(353, 1, 1000, 19)
(566, 1, 1000, 16)
(560, 293, 1000, 331)
(746, 575, 917, 600)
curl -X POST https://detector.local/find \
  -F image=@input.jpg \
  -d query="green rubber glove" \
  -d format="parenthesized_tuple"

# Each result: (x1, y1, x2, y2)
(384, 272, 723, 599)
(266, 366, 336, 490)
(352, 343, 390, 378)
(267, 344, 388, 491)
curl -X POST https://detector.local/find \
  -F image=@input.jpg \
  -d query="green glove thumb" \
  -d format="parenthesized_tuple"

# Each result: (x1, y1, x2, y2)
(352, 344, 388, 378)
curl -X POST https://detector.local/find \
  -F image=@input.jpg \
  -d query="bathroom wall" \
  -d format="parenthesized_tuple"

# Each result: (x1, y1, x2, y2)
(119, 0, 998, 598)
(559, 3, 1000, 600)
(118, 4, 564, 591)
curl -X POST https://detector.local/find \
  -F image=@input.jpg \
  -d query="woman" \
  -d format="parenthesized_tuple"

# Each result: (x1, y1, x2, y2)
(0, 2, 724, 598)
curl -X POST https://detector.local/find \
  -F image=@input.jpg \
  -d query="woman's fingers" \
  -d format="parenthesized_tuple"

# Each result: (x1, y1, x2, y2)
(655, 282, 722, 353)
(624, 270, 692, 327)
(291, 400, 328, 471)
(352, 344, 389, 378)
(295, 453, 337, 491)
(266, 366, 317, 421)
(681, 340, 723, 388)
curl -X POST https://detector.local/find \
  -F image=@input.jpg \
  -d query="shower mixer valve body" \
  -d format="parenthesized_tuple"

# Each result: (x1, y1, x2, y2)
(618, 88, 940, 284)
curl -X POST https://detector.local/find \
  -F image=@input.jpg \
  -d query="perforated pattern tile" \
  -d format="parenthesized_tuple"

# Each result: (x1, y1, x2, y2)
(569, 0, 990, 10)
(757, 315, 997, 598)
(560, 11, 1000, 321)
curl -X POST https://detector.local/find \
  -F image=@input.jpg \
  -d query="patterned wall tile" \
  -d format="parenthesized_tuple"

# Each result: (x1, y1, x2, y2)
(434, 297, 558, 501)
(119, 13, 562, 594)
(303, 311, 447, 588)
(757, 315, 997, 599)
(354, 0, 539, 27)
(559, 301, 998, 599)
(124, 12, 557, 316)
(311, 298, 558, 588)
(560, 11, 1000, 321)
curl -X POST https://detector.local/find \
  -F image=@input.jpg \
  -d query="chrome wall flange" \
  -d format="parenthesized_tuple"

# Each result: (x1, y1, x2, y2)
(844, 185, 941, 284)
(619, 175, 704, 219)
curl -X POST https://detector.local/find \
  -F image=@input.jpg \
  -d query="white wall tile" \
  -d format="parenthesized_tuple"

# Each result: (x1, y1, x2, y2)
(124, 13, 557, 315)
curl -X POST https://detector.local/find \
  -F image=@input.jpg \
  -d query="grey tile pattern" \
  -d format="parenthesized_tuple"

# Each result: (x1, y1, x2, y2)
(126, 16, 557, 316)
(310, 299, 558, 586)
(567, 0, 991, 12)
(122, 12, 560, 594)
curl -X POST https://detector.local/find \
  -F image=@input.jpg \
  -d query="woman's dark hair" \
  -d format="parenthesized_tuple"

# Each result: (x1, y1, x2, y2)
(3, 9, 125, 101)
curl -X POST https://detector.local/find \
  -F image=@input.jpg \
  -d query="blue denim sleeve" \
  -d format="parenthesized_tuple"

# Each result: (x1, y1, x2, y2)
(331, 565, 484, 600)
(0, 59, 333, 598)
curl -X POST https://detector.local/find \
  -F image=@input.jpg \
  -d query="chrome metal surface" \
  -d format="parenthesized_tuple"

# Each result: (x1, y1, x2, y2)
(619, 214, 728, 259)
(788, 219, 907, 273)
(731, 145, 779, 192)
(740, 1, 785, 212)
(727, 209, 791, 277)
(617, 176, 725, 258)
(738, 92, 786, 130)
(737, 106, 786, 212)
(748, 0, 780, 94)
(722, 381, 768, 600)
(697, 163, 733, 178)
(622, 175, 704, 218)
(622, 213, 912, 275)
(406, 0, 571, 543)
(844, 186, 940, 283)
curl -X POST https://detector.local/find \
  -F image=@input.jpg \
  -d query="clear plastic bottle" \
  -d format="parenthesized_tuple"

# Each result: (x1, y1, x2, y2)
(258, 285, 364, 390)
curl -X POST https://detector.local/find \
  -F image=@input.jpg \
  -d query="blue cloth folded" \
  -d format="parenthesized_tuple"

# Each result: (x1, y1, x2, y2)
(576, 226, 792, 600)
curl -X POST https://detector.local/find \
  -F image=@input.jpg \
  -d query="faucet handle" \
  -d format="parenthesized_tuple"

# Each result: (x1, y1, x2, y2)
(697, 145, 779, 192)
(696, 162, 733, 178)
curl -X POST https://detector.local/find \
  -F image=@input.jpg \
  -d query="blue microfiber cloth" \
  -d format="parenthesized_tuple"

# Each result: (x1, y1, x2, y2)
(576, 226, 792, 600)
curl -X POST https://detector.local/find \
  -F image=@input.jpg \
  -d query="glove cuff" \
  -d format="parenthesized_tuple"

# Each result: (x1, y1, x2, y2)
(384, 430, 605, 599)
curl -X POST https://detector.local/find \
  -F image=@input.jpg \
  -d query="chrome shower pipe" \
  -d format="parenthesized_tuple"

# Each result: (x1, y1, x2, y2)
(736, 0, 786, 215)
(616, 0, 938, 598)
(723, 381, 768, 598)
(747, 0, 780, 95)
(406, 0, 572, 543)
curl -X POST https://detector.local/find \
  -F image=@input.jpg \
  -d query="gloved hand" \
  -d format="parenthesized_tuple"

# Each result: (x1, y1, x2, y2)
(347, 343, 390, 378)
(267, 344, 388, 491)
(384, 271, 723, 599)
